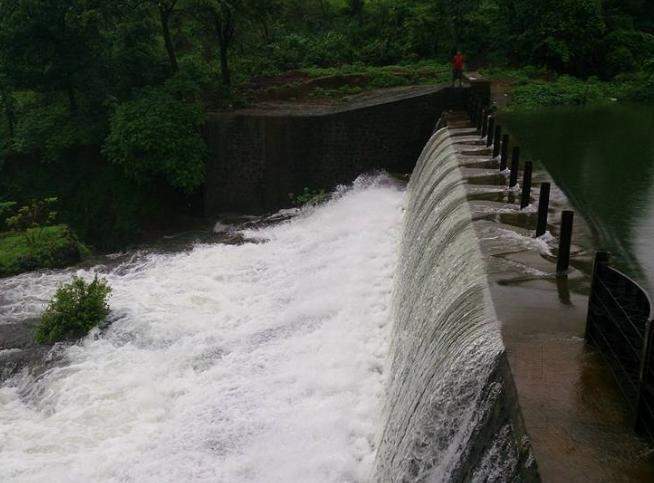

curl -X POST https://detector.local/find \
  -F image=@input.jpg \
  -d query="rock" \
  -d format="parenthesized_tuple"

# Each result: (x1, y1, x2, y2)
(0, 319, 51, 383)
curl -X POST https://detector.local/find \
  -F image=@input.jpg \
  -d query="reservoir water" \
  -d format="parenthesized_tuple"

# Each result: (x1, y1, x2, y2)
(502, 104, 654, 291)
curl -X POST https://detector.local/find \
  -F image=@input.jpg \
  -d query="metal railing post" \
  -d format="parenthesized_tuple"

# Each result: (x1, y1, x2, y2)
(509, 147, 520, 188)
(556, 210, 574, 276)
(520, 161, 533, 208)
(585, 251, 610, 342)
(500, 134, 509, 171)
(486, 116, 495, 147)
(535, 182, 551, 237)
(492, 125, 502, 158)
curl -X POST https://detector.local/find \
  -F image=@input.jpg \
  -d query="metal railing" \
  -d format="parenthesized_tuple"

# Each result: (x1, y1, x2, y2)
(586, 252, 654, 440)
(465, 90, 654, 440)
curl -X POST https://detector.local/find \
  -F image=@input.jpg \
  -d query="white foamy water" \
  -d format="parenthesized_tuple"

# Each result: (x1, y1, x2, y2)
(0, 175, 404, 483)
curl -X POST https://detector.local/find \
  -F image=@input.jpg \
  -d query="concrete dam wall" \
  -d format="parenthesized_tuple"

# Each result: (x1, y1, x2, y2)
(203, 86, 466, 214)
(374, 129, 538, 481)
(203, 84, 539, 480)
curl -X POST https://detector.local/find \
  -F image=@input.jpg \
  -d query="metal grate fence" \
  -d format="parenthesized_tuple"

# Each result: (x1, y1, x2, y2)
(586, 252, 654, 440)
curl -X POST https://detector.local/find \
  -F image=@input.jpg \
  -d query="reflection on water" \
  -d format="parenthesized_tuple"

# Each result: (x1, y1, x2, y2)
(503, 104, 654, 290)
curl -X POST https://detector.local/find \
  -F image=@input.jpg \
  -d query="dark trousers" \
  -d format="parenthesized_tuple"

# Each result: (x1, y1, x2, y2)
(452, 68, 463, 86)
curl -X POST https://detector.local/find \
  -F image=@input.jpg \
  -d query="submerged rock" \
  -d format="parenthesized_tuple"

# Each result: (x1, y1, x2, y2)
(0, 318, 50, 382)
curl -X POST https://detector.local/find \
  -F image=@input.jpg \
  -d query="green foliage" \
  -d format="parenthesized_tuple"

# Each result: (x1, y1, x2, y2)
(622, 70, 654, 102)
(0, 0, 106, 95)
(10, 96, 96, 162)
(0, 201, 16, 229)
(0, 225, 88, 276)
(103, 87, 207, 192)
(494, 64, 654, 110)
(507, 75, 609, 110)
(165, 55, 215, 99)
(0, 0, 652, 252)
(291, 187, 329, 207)
(6, 197, 58, 247)
(35, 276, 111, 344)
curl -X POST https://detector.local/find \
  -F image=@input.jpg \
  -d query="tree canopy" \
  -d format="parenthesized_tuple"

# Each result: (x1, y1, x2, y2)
(0, 0, 651, 165)
(0, 0, 652, 245)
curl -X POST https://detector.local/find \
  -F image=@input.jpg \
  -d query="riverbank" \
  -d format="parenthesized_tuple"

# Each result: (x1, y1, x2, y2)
(0, 225, 88, 278)
(481, 66, 654, 111)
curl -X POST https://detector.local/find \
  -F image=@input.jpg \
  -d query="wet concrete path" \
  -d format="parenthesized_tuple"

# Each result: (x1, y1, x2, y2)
(446, 111, 654, 481)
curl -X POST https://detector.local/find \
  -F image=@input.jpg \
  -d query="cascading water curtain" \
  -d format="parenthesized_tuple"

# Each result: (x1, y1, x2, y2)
(374, 129, 538, 482)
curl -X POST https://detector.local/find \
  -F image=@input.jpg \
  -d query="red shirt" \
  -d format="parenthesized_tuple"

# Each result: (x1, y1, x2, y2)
(453, 54, 464, 70)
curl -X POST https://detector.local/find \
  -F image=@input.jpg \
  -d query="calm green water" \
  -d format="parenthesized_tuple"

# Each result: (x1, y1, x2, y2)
(502, 104, 654, 291)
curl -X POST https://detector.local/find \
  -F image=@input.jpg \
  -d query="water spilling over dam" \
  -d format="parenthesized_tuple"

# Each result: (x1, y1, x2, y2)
(0, 177, 404, 481)
(374, 129, 535, 481)
(0, 126, 539, 481)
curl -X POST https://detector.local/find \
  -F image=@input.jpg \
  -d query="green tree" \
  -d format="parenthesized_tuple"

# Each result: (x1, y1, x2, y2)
(191, 0, 243, 87)
(0, 71, 15, 138)
(347, 0, 365, 26)
(103, 87, 206, 192)
(498, 0, 605, 75)
(0, 0, 107, 114)
(150, 0, 182, 73)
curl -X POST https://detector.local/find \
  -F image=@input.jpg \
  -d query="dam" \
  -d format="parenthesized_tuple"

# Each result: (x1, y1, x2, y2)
(1, 85, 653, 481)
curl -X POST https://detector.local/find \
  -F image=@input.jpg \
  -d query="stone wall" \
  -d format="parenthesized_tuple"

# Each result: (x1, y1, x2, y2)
(203, 86, 467, 214)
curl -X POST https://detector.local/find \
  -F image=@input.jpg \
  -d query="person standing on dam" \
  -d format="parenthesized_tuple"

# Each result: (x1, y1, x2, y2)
(452, 51, 465, 87)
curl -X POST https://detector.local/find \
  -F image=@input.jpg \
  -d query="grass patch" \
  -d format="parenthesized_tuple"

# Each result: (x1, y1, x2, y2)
(246, 62, 453, 103)
(508, 76, 609, 110)
(302, 62, 452, 89)
(482, 65, 654, 111)
(0, 225, 88, 277)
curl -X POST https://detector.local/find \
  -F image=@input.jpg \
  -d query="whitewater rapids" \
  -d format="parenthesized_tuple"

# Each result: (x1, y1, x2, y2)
(0, 175, 404, 482)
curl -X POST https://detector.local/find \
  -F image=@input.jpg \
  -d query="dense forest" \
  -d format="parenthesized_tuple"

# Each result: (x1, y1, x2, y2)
(0, 0, 653, 254)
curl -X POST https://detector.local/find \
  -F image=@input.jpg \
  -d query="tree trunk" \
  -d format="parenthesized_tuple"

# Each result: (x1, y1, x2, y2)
(0, 90, 15, 138)
(219, 42, 230, 87)
(160, 8, 178, 74)
(214, 8, 234, 87)
(258, 17, 270, 42)
(348, 0, 364, 27)
(66, 83, 79, 117)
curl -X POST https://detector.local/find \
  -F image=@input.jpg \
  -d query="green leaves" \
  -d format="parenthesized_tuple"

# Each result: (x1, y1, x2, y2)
(103, 87, 207, 192)
(35, 276, 112, 344)
(290, 187, 328, 207)
(5, 197, 59, 249)
(507, 75, 608, 110)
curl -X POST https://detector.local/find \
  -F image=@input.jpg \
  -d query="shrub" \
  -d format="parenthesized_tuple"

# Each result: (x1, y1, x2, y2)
(507, 75, 608, 110)
(6, 197, 58, 247)
(11, 96, 97, 163)
(605, 46, 636, 78)
(628, 73, 654, 102)
(0, 225, 88, 276)
(103, 87, 207, 192)
(290, 187, 328, 206)
(35, 276, 111, 344)
(0, 200, 17, 231)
